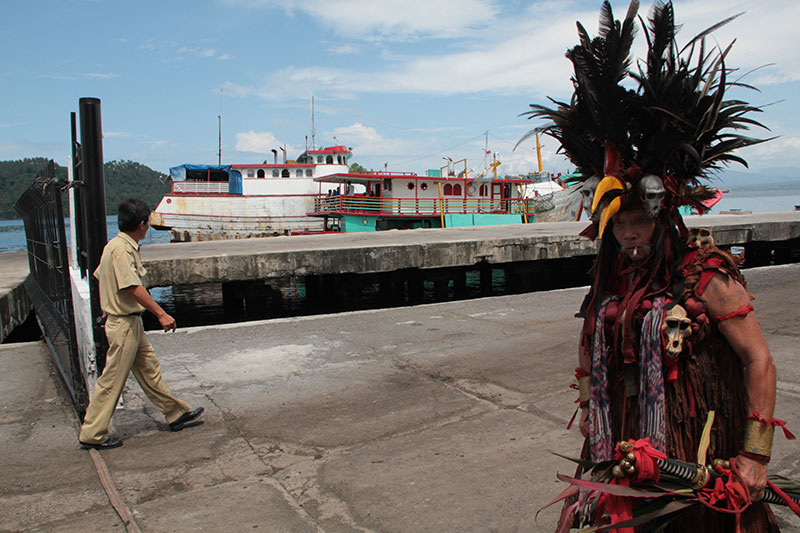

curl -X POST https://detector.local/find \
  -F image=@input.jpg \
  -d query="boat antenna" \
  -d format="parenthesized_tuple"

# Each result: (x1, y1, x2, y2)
(482, 130, 488, 172)
(218, 88, 223, 165)
(311, 95, 316, 150)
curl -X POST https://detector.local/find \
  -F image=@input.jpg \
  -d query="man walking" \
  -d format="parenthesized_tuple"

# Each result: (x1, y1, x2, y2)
(79, 198, 203, 450)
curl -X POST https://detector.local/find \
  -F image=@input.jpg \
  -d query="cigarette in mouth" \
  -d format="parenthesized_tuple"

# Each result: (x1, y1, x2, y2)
(631, 247, 639, 257)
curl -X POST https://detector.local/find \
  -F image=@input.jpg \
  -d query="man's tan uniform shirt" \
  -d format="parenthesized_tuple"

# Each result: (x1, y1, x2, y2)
(93, 232, 147, 316)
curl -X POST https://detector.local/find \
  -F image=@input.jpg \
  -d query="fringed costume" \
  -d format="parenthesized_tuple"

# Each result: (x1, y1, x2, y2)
(518, 1, 789, 530)
(584, 237, 778, 531)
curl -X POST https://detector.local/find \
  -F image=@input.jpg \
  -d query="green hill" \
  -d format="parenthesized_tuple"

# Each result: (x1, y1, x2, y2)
(0, 158, 169, 219)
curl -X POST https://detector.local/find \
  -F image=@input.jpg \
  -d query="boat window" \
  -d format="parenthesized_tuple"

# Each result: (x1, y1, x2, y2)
(185, 168, 229, 182)
(296, 169, 303, 177)
(453, 184, 462, 196)
(257, 169, 265, 178)
(317, 155, 323, 163)
(443, 184, 453, 195)
(272, 169, 279, 178)
(282, 169, 290, 178)
(305, 169, 313, 177)
(326, 155, 333, 164)
(383, 179, 392, 191)
(247, 169, 255, 178)
(480, 184, 488, 196)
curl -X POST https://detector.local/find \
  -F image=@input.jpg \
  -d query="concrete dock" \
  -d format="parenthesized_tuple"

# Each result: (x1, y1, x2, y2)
(140, 211, 800, 287)
(0, 251, 31, 342)
(2, 264, 799, 531)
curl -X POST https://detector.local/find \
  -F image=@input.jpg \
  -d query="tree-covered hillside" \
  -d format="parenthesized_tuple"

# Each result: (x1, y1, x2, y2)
(0, 158, 169, 219)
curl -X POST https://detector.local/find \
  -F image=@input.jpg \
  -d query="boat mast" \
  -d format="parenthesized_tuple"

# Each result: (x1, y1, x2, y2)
(218, 88, 223, 165)
(311, 95, 316, 150)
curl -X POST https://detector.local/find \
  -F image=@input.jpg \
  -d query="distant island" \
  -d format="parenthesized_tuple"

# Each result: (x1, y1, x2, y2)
(0, 158, 169, 219)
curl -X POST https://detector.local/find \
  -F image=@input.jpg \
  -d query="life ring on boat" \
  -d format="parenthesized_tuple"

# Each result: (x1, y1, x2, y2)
(467, 183, 477, 196)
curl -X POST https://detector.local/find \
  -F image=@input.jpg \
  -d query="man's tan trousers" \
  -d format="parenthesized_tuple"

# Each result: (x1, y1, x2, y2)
(79, 315, 190, 444)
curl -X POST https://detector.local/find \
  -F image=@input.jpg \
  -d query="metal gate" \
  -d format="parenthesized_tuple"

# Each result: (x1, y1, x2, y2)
(14, 161, 89, 416)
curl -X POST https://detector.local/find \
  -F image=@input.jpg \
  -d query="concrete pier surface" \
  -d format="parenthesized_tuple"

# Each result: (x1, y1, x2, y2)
(2, 264, 799, 531)
(0, 251, 31, 341)
(140, 211, 800, 287)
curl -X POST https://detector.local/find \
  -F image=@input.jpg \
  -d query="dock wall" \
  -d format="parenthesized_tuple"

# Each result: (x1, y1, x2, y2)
(0, 252, 32, 342)
(3, 212, 800, 337)
(140, 212, 800, 287)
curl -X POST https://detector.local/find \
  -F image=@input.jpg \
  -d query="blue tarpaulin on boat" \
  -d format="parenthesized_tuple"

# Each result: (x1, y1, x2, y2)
(168, 164, 242, 194)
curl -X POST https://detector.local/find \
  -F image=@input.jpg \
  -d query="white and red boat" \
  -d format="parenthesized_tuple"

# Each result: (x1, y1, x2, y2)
(150, 145, 352, 242)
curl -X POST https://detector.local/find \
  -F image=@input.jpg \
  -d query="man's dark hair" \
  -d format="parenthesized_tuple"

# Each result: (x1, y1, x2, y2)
(118, 199, 151, 232)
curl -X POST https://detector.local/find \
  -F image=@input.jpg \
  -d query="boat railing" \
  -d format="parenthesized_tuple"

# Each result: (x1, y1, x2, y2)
(314, 195, 541, 216)
(173, 182, 229, 194)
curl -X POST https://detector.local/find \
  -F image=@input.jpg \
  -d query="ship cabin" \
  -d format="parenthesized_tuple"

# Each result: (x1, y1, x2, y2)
(166, 146, 353, 196)
(310, 169, 535, 232)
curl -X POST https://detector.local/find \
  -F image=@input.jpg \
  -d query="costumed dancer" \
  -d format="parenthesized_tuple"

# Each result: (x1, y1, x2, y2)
(520, 1, 794, 531)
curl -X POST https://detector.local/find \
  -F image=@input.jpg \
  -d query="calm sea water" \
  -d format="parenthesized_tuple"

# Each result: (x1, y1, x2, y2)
(0, 216, 170, 253)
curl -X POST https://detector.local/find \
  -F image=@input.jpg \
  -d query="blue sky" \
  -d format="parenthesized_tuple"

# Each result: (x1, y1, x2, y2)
(2, 0, 798, 181)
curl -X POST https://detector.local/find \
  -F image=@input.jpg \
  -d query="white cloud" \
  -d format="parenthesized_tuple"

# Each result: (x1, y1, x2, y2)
(640, 1, 800, 84)
(232, 0, 799, 103)
(327, 44, 360, 55)
(84, 72, 118, 79)
(178, 46, 218, 57)
(143, 40, 230, 62)
(749, 136, 800, 158)
(222, 0, 499, 40)
(330, 123, 418, 158)
(147, 139, 170, 149)
(221, 81, 258, 98)
(235, 130, 300, 154)
(248, 3, 591, 100)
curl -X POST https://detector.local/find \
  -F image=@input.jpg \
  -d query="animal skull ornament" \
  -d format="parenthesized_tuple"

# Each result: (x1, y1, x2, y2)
(580, 175, 601, 219)
(688, 228, 715, 248)
(638, 174, 666, 218)
(662, 304, 692, 358)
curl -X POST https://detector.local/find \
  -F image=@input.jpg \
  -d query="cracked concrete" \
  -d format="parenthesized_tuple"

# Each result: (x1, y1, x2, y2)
(2, 264, 799, 531)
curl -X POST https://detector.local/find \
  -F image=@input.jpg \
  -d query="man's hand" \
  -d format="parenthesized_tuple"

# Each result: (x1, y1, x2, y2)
(579, 406, 590, 437)
(125, 285, 176, 332)
(734, 454, 768, 501)
(158, 312, 176, 332)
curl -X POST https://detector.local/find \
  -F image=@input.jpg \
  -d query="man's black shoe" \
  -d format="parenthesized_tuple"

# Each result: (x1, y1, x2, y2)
(169, 407, 205, 431)
(80, 436, 123, 450)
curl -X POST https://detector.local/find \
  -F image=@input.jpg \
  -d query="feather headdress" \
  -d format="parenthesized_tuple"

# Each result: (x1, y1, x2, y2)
(521, 0, 772, 238)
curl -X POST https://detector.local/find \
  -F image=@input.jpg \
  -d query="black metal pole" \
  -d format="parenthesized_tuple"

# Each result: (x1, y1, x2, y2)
(79, 97, 109, 374)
